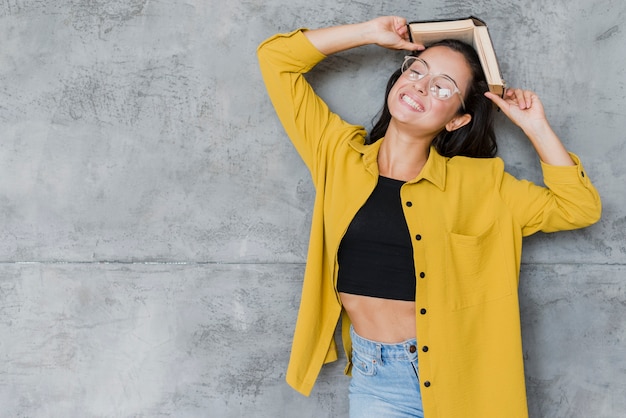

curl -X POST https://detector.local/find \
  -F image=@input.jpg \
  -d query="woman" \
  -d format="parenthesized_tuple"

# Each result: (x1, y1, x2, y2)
(257, 16, 601, 418)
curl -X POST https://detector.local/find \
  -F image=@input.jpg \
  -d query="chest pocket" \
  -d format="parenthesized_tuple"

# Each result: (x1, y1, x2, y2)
(445, 220, 513, 310)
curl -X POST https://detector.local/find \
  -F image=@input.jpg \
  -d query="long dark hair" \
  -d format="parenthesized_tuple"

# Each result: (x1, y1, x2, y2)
(368, 39, 497, 158)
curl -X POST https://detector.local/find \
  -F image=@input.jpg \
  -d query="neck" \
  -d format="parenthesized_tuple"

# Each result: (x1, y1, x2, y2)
(377, 126, 432, 181)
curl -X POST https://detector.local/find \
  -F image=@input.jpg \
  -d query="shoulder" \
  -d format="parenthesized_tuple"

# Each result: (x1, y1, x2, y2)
(447, 155, 505, 172)
(445, 155, 507, 188)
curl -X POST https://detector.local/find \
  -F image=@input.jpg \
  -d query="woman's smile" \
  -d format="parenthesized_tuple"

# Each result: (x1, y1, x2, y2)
(400, 93, 425, 112)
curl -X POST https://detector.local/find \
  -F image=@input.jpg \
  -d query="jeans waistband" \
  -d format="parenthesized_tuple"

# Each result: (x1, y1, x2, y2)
(350, 325, 418, 361)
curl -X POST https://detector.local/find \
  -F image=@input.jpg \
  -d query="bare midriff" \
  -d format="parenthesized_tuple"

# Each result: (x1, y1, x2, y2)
(340, 292, 416, 343)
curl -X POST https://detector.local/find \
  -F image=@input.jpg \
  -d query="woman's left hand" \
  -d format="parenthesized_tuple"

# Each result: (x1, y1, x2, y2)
(485, 88, 550, 136)
(485, 88, 575, 166)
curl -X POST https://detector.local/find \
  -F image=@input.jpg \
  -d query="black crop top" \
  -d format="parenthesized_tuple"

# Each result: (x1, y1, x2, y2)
(337, 176, 416, 301)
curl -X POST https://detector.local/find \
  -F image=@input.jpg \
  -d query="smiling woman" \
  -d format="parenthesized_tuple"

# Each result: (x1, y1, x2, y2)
(257, 15, 601, 418)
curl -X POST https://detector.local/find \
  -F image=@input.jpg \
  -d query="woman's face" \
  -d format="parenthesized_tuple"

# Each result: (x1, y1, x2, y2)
(387, 46, 472, 136)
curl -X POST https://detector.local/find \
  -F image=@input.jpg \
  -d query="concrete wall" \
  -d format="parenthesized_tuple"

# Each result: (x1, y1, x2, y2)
(0, 0, 624, 416)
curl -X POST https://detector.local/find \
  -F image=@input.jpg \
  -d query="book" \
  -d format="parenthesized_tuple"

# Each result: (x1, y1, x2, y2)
(406, 17, 505, 98)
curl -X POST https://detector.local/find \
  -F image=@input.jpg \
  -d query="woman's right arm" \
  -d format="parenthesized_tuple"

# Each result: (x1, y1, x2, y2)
(256, 17, 422, 174)
(256, 29, 341, 173)
(303, 16, 422, 56)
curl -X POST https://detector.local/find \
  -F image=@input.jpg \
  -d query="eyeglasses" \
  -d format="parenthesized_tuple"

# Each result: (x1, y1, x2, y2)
(401, 56, 466, 111)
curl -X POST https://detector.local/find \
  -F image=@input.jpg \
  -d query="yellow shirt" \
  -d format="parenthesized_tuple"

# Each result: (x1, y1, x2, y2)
(257, 29, 602, 417)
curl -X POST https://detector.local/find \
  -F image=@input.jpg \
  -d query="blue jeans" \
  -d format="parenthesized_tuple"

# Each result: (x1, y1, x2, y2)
(349, 326, 424, 418)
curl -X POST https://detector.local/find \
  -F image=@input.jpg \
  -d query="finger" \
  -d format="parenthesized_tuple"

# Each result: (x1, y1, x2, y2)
(394, 17, 408, 33)
(387, 38, 423, 51)
(524, 90, 536, 109)
(398, 34, 423, 51)
(511, 88, 526, 109)
(484, 91, 510, 111)
(405, 41, 425, 51)
(507, 88, 531, 109)
(517, 90, 530, 109)
(396, 24, 424, 50)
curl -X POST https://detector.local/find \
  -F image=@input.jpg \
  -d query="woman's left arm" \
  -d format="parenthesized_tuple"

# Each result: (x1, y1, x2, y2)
(485, 88, 574, 166)
(487, 89, 602, 234)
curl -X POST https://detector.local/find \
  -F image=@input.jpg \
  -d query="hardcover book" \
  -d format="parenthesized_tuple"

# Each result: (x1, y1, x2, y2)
(407, 17, 506, 97)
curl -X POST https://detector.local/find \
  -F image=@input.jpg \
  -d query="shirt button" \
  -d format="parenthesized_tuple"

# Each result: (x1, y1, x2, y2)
(406, 201, 413, 207)
(409, 345, 417, 353)
(415, 234, 422, 241)
(422, 346, 429, 352)
(424, 381, 431, 388)
(419, 272, 426, 279)
(420, 308, 427, 315)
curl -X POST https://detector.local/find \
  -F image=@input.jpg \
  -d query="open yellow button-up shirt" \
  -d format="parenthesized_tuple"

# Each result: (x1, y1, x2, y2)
(257, 29, 601, 418)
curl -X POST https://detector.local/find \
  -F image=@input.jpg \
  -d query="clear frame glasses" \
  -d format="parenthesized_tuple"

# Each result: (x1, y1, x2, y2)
(401, 56, 466, 111)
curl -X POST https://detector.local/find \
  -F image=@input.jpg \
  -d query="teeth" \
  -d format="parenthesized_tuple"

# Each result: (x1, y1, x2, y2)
(402, 94, 423, 111)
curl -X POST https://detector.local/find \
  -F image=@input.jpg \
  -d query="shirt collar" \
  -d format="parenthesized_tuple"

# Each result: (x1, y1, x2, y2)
(349, 138, 447, 190)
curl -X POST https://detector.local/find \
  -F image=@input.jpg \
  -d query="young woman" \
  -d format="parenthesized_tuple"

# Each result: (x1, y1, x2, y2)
(257, 16, 601, 418)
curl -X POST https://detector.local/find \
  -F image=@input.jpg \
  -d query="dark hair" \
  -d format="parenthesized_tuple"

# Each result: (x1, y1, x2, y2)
(367, 39, 497, 158)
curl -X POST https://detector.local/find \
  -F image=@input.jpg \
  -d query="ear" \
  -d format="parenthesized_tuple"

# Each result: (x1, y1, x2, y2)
(445, 113, 472, 132)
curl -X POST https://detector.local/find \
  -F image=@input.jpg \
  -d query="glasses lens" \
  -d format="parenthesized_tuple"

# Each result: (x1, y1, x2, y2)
(401, 57, 463, 107)
(430, 76, 456, 100)
(402, 57, 428, 80)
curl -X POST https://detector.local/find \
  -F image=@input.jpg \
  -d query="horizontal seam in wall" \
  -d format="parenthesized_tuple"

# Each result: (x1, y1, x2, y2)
(0, 261, 623, 266)
(0, 260, 308, 266)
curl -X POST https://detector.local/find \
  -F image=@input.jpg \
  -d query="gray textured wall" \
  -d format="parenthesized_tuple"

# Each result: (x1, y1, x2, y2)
(0, 0, 624, 417)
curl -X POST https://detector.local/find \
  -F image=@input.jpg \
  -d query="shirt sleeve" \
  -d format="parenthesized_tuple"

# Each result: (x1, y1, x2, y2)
(499, 153, 602, 236)
(256, 29, 366, 179)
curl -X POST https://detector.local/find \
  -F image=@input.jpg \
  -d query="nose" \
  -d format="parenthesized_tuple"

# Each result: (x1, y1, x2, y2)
(412, 76, 429, 96)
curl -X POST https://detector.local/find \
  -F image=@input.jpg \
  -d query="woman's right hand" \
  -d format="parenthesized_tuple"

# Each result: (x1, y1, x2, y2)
(367, 16, 424, 51)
